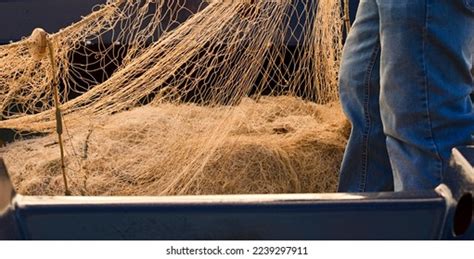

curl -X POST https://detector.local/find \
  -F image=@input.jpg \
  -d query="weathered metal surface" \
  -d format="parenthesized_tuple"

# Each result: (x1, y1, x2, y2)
(11, 192, 449, 240)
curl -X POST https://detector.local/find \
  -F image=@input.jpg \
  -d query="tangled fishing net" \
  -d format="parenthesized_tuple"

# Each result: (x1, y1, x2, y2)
(0, 0, 348, 196)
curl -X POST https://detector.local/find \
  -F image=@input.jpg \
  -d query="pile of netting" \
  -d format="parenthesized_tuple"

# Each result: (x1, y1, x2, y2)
(0, 0, 348, 196)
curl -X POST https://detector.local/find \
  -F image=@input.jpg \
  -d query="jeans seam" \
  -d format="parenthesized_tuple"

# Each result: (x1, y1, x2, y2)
(423, 0, 443, 183)
(358, 42, 381, 192)
(465, 0, 474, 12)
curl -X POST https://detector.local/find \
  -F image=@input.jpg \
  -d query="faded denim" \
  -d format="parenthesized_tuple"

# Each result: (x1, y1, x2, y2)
(338, 0, 474, 192)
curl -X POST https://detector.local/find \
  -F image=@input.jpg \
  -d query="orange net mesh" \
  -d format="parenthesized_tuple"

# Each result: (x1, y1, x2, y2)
(0, 0, 348, 196)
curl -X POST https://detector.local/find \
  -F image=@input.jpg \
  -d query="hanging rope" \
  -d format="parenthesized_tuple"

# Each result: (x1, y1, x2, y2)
(343, 0, 352, 34)
(29, 28, 70, 196)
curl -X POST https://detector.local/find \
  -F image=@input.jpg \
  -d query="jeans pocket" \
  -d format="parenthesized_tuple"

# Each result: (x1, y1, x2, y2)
(464, 0, 474, 13)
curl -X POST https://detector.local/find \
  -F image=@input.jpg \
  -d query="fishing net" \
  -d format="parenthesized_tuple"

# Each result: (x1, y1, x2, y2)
(0, 0, 348, 196)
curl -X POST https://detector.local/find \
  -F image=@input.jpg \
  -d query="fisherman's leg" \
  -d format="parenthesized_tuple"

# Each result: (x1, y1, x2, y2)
(378, 0, 474, 191)
(338, 0, 394, 192)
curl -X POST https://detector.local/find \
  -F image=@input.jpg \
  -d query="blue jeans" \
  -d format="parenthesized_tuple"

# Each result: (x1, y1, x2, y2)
(338, 0, 474, 192)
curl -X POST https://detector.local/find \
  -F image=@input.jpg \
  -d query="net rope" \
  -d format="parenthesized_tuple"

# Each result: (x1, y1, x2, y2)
(0, 0, 348, 195)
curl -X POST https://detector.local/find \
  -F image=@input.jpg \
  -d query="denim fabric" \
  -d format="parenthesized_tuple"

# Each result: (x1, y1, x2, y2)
(338, 0, 474, 192)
